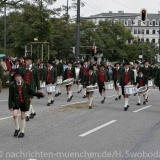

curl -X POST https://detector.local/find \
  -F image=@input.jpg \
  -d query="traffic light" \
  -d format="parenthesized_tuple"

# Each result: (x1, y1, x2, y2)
(141, 9, 147, 21)
(95, 46, 99, 53)
(70, 47, 75, 54)
(91, 46, 95, 56)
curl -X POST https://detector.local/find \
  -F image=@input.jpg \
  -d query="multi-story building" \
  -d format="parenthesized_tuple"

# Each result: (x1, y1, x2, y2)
(87, 11, 160, 45)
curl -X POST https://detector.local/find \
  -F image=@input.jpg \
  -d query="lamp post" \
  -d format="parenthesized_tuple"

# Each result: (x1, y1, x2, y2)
(4, 2, 6, 57)
(142, 29, 144, 62)
(150, 40, 153, 64)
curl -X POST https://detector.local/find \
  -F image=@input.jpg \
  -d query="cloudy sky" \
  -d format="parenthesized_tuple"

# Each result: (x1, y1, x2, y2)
(52, 0, 160, 17)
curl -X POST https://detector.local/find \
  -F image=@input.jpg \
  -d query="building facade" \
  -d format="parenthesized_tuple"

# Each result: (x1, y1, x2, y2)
(88, 11, 160, 45)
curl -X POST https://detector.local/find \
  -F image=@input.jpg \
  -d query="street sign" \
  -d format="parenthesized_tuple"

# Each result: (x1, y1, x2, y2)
(139, 55, 142, 58)
(157, 54, 160, 62)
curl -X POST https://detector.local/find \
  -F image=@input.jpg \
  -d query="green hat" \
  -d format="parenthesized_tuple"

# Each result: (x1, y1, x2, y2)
(47, 59, 53, 65)
(99, 62, 105, 67)
(24, 55, 33, 61)
(14, 69, 23, 77)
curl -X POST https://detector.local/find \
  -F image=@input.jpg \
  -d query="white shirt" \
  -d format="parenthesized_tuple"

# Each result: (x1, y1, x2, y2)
(17, 80, 22, 85)
(26, 64, 32, 70)
(48, 66, 53, 70)
(125, 68, 129, 72)
(16, 65, 19, 69)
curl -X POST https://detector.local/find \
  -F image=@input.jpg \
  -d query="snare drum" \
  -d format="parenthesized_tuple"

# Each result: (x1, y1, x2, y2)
(63, 78, 73, 85)
(124, 85, 135, 94)
(104, 82, 113, 90)
(46, 84, 55, 93)
(148, 80, 153, 87)
(86, 85, 98, 92)
(57, 77, 63, 84)
(40, 81, 46, 88)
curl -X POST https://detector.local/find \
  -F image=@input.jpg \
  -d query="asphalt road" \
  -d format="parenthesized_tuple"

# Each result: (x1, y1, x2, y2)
(0, 85, 160, 160)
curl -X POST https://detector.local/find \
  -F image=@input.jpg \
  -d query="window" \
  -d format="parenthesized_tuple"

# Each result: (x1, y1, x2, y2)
(152, 21, 155, 26)
(121, 19, 125, 26)
(146, 30, 149, 34)
(128, 20, 131, 26)
(115, 20, 118, 23)
(152, 39, 155, 43)
(138, 38, 140, 42)
(146, 39, 150, 42)
(146, 20, 150, 26)
(134, 29, 137, 34)
(152, 30, 155, 34)
(141, 38, 144, 42)
(138, 20, 141, 26)
(138, 29, 141, 34)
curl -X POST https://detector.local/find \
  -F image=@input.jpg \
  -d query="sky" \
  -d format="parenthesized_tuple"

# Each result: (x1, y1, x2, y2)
(52, 0, 160, 17)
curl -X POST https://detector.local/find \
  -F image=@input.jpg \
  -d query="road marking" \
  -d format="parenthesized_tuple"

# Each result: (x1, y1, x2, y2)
(133, 105, 152, 113)
(61, 101, 87, 107)
(79, 120, 117, 137)
(0, 100, 7, 102)
(0, 114, 20, 121)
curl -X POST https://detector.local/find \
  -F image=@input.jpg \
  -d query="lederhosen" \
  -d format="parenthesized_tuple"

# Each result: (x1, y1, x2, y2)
(113, 68, 120, 88)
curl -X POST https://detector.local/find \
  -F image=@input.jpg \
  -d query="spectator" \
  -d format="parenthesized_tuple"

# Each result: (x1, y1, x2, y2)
(0, 64, 4, 92)
(0, 58, 7, 71)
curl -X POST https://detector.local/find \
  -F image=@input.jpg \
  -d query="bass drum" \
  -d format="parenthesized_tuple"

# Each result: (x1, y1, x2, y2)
(137, 86, 148, 95)
(86, 85, 98, 92)
(63, 78, 73, 85)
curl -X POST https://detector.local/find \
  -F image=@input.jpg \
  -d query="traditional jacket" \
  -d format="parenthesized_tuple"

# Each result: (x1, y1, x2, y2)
(152, 66, 158, 79)
(45, 67, 57, 85)
(139, 66, 153, 79)
(136, 74, 148, 87)
(79, 67, 89, 80)
(82, 72, 97, 87)
(112, 67, 122, 81)
(64, 67, 76, 80)
(53, 62, 63, 76)
(154, 68, 160, 87)
(22, 65, 40, 91)
(118, 68, 134, 86)
(0, 64, 4, 80)
(8, 81, 42, 111)
(38, 66, 46, 82)
(97, 69, 110, 84)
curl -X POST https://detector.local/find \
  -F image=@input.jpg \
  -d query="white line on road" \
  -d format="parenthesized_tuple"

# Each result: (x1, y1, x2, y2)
(0, 114, 20, 121)
(133, 105, 152, 113)
(79, 120, 117, 137)
(0, 100, 7, 102)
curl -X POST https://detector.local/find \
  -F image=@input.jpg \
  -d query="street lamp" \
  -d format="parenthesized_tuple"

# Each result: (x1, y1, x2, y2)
(150, 40, 153, 64)
(142, 29, 144, 62)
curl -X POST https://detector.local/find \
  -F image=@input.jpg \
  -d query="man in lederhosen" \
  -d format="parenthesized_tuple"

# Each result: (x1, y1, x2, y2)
(132, 60, 140, 96)
(38, 60, 46, 92)
(8, 69, 44, 138)
(136, 70, 148, 105)
(117, 61, 134, 111)
(0, 64, 4, 93)
(112, 62, 122, 100)
(97, 62, 110, 103)
(53, 56, 63, 97)
(139, 59, 153, 102)
(154, 63, 160, 90)
(79, 61, 89, 98)
(45, 59, 57, 106)
(82, 66, 97, 109)
(64, 61, 75, 102)
(22, 55, 40, 121)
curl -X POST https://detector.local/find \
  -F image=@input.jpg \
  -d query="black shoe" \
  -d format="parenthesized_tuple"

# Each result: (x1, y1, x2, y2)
(77, 91, 80, 93)
(58, 92, 61, 96)
(67, 98, 70, 102)
(14, 129, 20, 137)
(26, 116, 29, 122)
(55, 93, 58, 97)
(70, 95, 73, 100)
(115, 97, 118, 100)
(124, 105, 129, 111)
(101, 98, 105, 103)
(134, 93, 137, 96)
(119, 95, 121, 99)
(50, 100, 54, 104)
(83, 95, 86, 98)
(37, 97, 40, 99)
(30, 113, 34, 119)
(89, 106, 92, 109)
(79, 89, 82, 93)
(32, 112, 36, 117)
(145, 99, 148, 102)
(143, 101, 146, 105)
(137, 103, 141, 105)
(18, 132, 25, 138)
(47, 103, 50, 106)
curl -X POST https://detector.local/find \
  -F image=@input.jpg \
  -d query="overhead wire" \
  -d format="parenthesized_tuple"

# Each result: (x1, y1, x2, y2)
(88, 0, 102, 11)
(84, 1, 101, 12)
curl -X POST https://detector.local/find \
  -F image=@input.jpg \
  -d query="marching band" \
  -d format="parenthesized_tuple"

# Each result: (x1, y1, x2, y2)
(8, 55, 159, 137)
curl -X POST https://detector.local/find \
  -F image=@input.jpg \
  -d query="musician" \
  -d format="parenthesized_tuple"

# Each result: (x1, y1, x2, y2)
(132, 60, 140, 96)
(97, 62, 110, 103)
(75, 62, 82, 93)
(112, 62, 122, 100)
(136, 70, 148, 105)
(64, 61, 76, 102)
(139, 59, 153, 102)
(22, 55, 40, 121)
(45, 59, 57, 106)
(82, 66, 97, 109)
(38, 60, 46, 92)
(154, 64, 160, 90)
(8, 69, 44, 138)
(117, 61, 134, 111)
(53, 56, 63, 97)
(79, 61, 89, 98)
